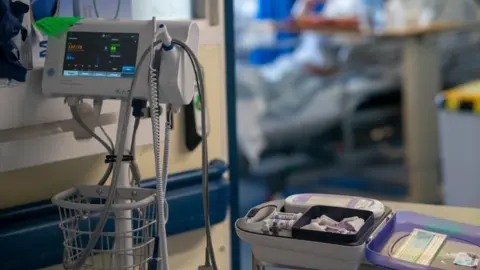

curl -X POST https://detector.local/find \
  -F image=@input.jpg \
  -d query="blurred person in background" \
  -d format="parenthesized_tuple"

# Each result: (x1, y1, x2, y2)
(236, 0, 480, 201)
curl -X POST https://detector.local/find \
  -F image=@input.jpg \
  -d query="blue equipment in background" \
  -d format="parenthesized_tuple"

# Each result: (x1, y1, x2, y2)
(248, 0, 325, 65)
(249, 0, 296, 65)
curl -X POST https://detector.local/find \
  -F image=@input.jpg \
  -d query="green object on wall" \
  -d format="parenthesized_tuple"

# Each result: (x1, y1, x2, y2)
(33, 17, 84, 37)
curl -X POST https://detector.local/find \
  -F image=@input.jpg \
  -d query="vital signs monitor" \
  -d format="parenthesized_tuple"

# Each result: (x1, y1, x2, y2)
(42, 19, 199, 103)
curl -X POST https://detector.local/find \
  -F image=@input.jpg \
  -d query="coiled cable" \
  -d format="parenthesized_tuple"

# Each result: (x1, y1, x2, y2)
(148, 31, 170, 270)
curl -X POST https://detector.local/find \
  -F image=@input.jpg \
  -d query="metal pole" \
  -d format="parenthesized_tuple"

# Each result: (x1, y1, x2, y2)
(403, 36, 441, 203)
(113, 100, 135, 267)
(338, 48, 355, 154)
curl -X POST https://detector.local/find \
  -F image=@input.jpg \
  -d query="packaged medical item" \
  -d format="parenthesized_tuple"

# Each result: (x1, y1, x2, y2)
(393, 229, 447, 266)
(273, 212, 302, 221)
(454, 252, 479, 267)
(303, 215, 365, 235)
(274, 219, 296, 231)
(313, 215, 339, 227)
(261, 215, 300, 234)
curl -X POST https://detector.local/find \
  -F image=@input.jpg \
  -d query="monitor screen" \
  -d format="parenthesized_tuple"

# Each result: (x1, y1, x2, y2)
(62, 32, 139, 78)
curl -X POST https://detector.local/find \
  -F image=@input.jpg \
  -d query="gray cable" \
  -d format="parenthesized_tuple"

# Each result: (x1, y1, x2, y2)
(71, 107, 113, 152)
(171, 39, 218, 270)
(93, 0, 121, 19)
(70, 106, 113, 186)
(130, 117, 142, 186)
(162, 108, 173, 223)
(99, 124, 114, 150)
(63, 38, 163, 269)
(70, 106, 141, 186)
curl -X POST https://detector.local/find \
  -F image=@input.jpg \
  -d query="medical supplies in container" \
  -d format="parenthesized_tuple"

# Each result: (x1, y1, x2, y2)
(238, 196, 480, 270)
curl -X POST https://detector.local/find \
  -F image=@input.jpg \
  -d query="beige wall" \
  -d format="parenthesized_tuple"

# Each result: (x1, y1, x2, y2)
(0, 44, 227, 209)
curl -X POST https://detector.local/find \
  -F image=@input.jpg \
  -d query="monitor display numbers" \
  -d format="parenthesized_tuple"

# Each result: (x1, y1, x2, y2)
(62, 32, 140, 78)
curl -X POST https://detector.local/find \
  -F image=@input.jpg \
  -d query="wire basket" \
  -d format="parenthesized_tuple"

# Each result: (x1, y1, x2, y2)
(52, 185, 157, 270)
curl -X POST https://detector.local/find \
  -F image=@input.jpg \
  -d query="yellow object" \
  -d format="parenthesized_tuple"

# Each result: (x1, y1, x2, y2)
(441, 81, 480, 112)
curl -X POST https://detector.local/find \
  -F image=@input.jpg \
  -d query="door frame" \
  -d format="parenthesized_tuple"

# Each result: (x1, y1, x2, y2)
(223, 1, 240, 270)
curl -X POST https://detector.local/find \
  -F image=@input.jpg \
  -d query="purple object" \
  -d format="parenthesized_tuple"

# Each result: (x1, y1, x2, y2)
(366, 211, 480, 270)
(292, 194, 375, 209)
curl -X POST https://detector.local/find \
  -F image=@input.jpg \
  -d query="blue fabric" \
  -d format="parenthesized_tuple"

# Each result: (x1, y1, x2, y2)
(249, 0, 297, 65)
(31, 0, 57, 21)
(0, 0, 29, 82)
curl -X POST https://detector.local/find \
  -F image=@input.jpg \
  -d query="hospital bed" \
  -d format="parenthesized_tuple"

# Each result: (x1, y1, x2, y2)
(237, 30, 480, 198)
(236, 41, 404, 193)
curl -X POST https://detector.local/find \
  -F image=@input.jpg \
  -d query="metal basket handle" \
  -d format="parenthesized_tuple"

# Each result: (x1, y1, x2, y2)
(52, 186, 156, 211)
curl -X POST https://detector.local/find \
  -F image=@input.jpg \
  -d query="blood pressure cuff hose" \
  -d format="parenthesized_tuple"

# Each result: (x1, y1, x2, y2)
(0, 0, 29, 82)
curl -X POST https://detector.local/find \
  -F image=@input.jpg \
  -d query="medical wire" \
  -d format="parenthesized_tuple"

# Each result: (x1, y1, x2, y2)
(171, 39, 218, 269)
(100, 124, 114, 150)
(70, 105, 141, 186)
(93, 0, 121, 20)
(70, 106, 113, 186)
(148, 29, 169, 270)
(173, 40, 216, 268)
(131, 117, 142, 186)
(63, 36, 163, 269)
(162, 108, 173, 222)
(70, 106, 112, 152)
